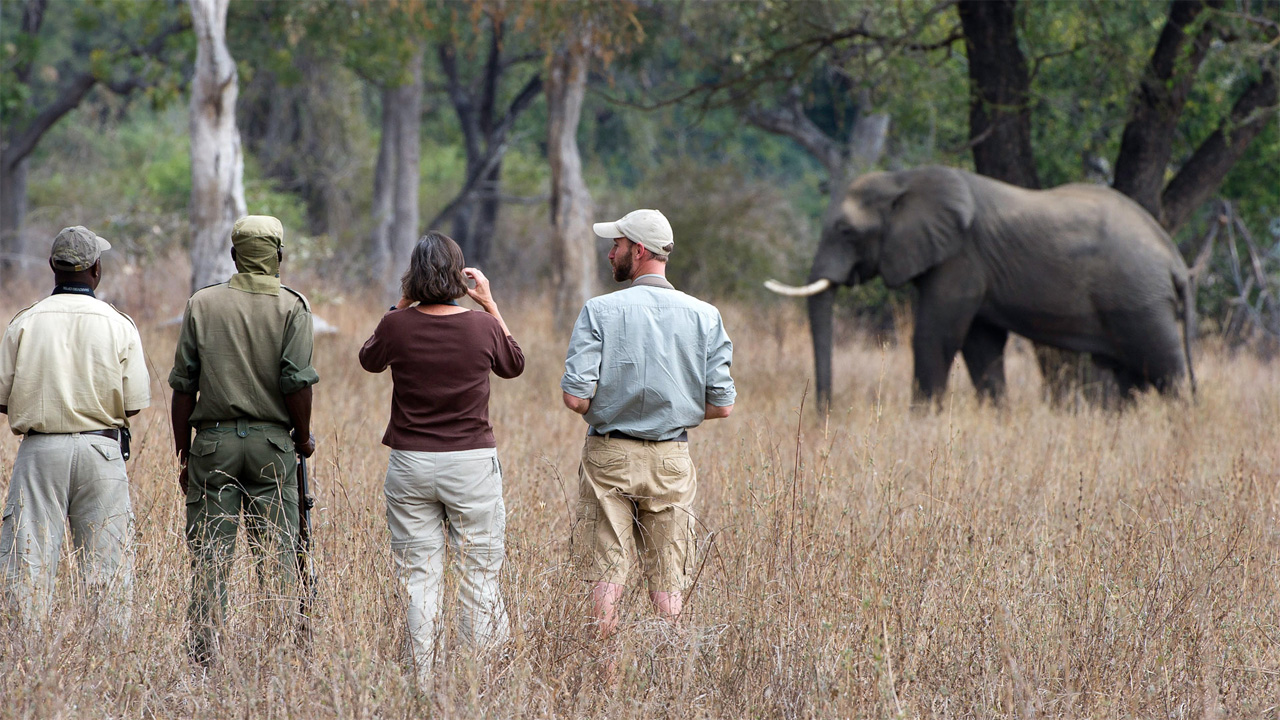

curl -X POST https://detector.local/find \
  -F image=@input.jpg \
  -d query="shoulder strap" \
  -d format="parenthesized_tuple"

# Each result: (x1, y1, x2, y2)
(281, 284, 312, 312)
(631, 275, 675, 291)
(107, 303, 139, 329)
(8, 301, 39, 325)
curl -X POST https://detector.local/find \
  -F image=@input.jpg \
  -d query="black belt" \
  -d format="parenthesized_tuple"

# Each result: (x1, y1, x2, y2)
(27, 428, 120, 440)
(588, 428, 687, 442)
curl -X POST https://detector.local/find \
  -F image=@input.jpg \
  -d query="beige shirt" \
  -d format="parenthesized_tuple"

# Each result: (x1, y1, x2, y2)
(0, 293, 151, 434)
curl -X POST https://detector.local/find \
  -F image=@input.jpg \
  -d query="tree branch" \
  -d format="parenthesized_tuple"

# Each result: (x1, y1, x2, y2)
(1160, 58, 1278, 232)
(2, 17, 189, 170)
(1112, 0, 1223, 216)
(743, 86, 843, 174)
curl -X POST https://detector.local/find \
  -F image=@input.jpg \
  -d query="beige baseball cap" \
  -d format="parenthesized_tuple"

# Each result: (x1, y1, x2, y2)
(593, 209, 674, 256)
(50, 226, 111, 272)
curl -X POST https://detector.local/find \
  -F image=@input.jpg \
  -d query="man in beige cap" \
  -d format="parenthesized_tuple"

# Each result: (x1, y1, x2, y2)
(0, 226, 150, 634)
(561, 209, 736, 645)
(169, 215, 318, 664)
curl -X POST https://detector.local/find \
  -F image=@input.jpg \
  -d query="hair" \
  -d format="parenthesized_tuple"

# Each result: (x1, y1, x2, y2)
(401, 232, 468, 304)
(634, 241, 671, 262)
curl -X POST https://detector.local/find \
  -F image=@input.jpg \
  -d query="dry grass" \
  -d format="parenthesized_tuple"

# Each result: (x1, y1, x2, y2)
(1, 272, 1278, 719)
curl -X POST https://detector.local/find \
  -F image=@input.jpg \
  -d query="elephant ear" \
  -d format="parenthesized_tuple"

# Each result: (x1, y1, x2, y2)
(880, 167, 975, 288)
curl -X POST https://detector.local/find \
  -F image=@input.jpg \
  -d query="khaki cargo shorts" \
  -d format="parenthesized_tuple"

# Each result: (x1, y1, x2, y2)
(571, 435, 698, 593)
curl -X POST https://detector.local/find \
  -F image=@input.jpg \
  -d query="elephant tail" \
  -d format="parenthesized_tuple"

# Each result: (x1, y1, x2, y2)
(1176, 269, 1197, 396)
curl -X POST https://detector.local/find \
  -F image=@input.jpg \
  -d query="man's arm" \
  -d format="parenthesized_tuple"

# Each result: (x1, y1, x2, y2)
(704, 311, 737, 420)
(563, 392, 591, 415)
(704, 403, 733, 420)
(171, 391, 196, 493)
(286, 386, 316, 457)
(560, 305, 601, 415)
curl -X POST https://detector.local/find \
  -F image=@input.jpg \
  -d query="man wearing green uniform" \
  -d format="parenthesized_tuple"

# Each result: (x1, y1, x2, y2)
(169, 215, 319, 664)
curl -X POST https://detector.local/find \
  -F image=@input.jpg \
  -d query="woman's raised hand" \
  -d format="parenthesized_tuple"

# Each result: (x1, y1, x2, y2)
(463, 267, 495, 310)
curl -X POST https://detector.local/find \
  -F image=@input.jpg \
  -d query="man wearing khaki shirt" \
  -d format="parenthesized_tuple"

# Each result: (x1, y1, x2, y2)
(0, 226, 150, 633)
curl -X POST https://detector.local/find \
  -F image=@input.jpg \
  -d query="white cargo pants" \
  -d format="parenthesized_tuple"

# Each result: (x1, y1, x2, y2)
(384, 447, 508, 680)
(0, 433, 134, 633)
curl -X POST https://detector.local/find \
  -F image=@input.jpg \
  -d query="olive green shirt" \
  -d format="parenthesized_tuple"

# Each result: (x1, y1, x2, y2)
(168, 283, 319, 425)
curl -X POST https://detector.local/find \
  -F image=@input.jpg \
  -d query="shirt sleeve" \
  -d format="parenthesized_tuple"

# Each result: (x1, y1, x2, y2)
(279, 301, 319, 394)
(119, 320, 150, 411)
(560, 304, 601, 399)
(704, 312, 737, 407)
(0, 319, 20, 407)
(491, 322, 525, 379)
(167, 300, 201, 395)
(358, 314, 392, 373)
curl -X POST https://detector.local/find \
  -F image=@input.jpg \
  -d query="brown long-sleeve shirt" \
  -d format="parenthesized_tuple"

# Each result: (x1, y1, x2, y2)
(359, 308, 524, 452)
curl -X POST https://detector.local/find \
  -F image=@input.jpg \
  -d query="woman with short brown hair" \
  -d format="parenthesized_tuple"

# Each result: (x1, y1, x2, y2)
(358, 231, 523, 689)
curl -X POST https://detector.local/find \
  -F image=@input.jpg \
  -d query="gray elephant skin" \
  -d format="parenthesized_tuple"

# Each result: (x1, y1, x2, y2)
(767, 165, 1195, 408)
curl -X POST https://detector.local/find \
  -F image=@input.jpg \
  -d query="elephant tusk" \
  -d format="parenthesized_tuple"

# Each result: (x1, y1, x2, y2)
(764, 278, 832, 297)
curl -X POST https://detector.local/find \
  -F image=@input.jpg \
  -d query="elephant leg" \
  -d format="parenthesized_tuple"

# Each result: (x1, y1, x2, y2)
(961, 319, 1008, 403)
(911, 263, 983, 404)
(1100, 305, 1186, 396)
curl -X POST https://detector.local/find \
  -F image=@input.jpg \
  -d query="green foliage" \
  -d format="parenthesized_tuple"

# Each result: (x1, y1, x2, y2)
(1, 0, 190, 131)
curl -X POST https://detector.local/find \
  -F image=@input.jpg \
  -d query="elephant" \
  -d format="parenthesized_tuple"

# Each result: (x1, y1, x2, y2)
(766, 165, 1196, 409)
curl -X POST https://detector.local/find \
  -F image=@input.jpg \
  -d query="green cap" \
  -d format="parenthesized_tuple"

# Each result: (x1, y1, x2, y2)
(232, 215, 284, 250)
(50, 226, 111, 272)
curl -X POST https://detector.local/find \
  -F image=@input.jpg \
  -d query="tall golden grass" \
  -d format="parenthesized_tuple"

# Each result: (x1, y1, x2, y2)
(1, 274, 1277, 718)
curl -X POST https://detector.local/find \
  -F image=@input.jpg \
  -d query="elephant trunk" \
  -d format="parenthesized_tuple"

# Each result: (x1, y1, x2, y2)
(808, 287, 835, 414)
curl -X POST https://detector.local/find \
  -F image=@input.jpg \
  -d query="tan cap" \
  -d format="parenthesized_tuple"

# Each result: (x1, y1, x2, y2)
(50, 226, 111, 272)
(232, 215, 284, 249)
(593, 209, 674, 256)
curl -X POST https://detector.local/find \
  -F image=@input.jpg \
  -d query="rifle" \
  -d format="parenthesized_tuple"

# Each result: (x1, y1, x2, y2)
(296, 454, 318, 641)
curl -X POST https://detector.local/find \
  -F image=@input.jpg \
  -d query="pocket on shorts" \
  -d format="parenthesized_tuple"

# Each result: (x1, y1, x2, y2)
(191, 436, 220, 457)
(91, 442, 122, 462)
(661, 456, 690, 476)
(571, 501, 598, 568)
(266, 431, 293, 454)
(585, 442, 627, 470)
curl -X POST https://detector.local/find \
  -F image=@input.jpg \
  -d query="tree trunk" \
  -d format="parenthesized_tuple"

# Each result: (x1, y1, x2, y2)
(389, 51, 423, 286)
(470, 162, 502, 268)
(547, 41, 599, 334)
(369, 85, 397, 286)
(0, 157, 29, 281)
(1112, 0, 1221, 222)
(434, 23, 543, 268)
(188, 0, 244, 292)
(957, 0, 1040, 190)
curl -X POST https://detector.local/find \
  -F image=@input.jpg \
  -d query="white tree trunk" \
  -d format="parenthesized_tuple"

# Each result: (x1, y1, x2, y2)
(188, 0, 245, 292)
(389, 51, 423, 288)
(547, 41, 597, 334)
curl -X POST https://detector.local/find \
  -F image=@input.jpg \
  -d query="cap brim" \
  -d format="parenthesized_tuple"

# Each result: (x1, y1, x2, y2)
(593, 221, 622, 239)
(96, 236, 111, 252)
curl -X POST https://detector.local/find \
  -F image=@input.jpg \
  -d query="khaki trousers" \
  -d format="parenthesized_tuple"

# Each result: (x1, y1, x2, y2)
(384, 447, 508, 680)
(0, 433, 134, 633)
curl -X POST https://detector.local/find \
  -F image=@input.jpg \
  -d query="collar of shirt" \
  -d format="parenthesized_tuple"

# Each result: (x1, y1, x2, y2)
(52, 282, 95, 298)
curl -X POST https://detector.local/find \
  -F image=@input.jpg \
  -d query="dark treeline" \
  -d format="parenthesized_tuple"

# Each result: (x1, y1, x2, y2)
(1, 0, 1276, 348)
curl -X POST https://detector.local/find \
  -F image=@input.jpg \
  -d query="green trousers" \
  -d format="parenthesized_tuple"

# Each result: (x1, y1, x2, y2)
(185, 421, 299, 662)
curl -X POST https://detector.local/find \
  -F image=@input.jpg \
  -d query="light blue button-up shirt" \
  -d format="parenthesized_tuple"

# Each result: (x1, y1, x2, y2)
(561, 275, 736, 441)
